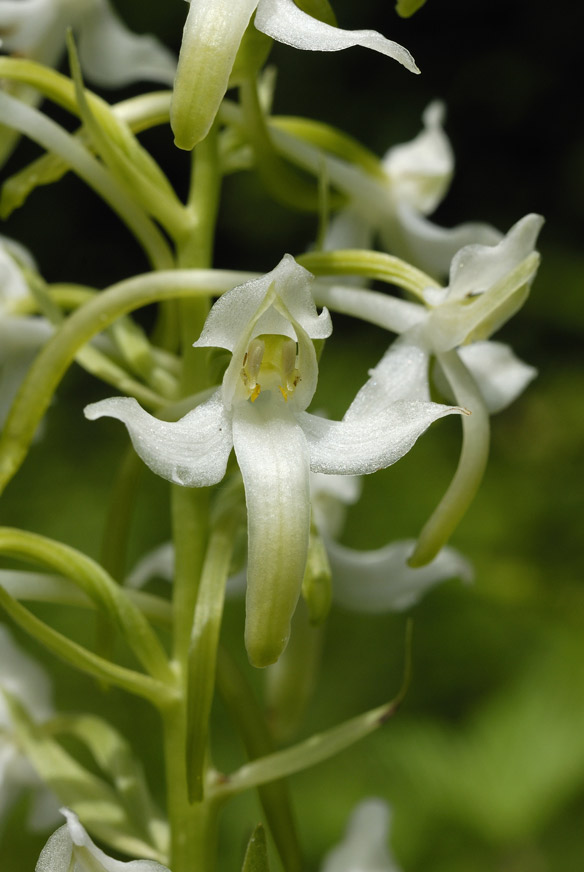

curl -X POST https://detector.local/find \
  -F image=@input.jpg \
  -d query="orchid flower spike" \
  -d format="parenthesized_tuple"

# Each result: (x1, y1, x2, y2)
(36, 808, 170, 872)
(321, 799, 402, 872)
(86, 255, 462, 667)
(322, 102, 502, 278)
(0, 237, 53, 431)
(0, 0, 176, 88)
(171, 0, 419, 150)
(0, 625, 60, 830)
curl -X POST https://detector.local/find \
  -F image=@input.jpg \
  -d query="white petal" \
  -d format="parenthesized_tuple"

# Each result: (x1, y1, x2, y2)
(254, 0, 419, 74)
(195, 254, 329, 353)
(381, 202, 503, 279)
(77, 1, 177, 87)
(329, 538, 472, 613)
(232, 394, 311, 667)
(0, 625, 53, 724)
(311, 470, 362, 539)
(382, 101, 453, 215)
(456, 341, 537, 414)
(36, 809, 170, 871)
(125, 543, 175, 589)
(321, 799, 401, 872)
(300, 401, 460, 476)
(0, 0, 58, 57)
(171, 0, 259, 148)
(84, 391, 232, 488)
(447, 213, 544, 303)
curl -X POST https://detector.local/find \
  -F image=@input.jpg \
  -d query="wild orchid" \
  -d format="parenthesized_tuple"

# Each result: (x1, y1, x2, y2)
(85, 254, 463, 666)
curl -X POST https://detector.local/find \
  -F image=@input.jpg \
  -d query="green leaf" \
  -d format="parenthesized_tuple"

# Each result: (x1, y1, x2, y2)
(396, 0, 428, 17)
(242, 825, 271, 872)
(5, 695, 165, 861)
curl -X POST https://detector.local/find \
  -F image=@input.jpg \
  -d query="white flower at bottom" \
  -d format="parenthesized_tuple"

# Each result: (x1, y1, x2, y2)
(36, 809, 170, 872)
(86, 255, 462, 666)
(321, 799, 402, 872)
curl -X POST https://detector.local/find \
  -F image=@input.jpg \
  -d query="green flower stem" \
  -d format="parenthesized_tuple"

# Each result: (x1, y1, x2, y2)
(0, 528, 173, 685)
(298, 249, 434, 299)
(164, 129, 224, 872)
(160, 700, 223, 872)
(239, 77, 320, 211)
(186, 515, 239, 801)
(0, 269, 252, 494)
(0, 586, 171, 706)
(409, 350, 490, 566)
(216, 647, 304, 872)
(0, 91, 173, 271)
(0, 571, 172, 627)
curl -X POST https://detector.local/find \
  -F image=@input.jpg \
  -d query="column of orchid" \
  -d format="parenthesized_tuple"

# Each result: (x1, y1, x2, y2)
(0, 1, 541, 871)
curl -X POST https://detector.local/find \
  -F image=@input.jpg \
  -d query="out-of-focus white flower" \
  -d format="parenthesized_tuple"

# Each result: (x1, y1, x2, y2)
(0, 238, 52, 431)
(0, 625, 59, 830)
(311, 472, 472, 613)
(321, 102, 502, 278)
(35, 808, 170, 872)
(171, 0, 419, 149)
(0, 0, 176, 88)
(86, 255, 462, 666)
(321, 799, 402, 872)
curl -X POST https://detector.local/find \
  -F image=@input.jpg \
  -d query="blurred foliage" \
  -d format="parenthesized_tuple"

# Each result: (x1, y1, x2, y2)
(1, 0, 583, 870)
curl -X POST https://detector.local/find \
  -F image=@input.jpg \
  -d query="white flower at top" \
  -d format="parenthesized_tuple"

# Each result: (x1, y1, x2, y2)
(85, 255, 462, 667)
(0, 237, 53, 431)
(321, 799, 402, 872)
(321, 102, 502, 278)
(171, 0, 419, 150)
(0, 0, 176, 88)
(35, 808, 170, 872)
(0, 625, 59, 830)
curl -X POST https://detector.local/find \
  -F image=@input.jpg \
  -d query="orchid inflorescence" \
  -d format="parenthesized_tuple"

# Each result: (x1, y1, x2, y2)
(0, 1, 542, 870)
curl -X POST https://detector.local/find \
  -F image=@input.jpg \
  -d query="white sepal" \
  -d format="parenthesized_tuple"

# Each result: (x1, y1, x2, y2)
(84, 392, 233, 487)
(329, 538, 472, 612)
(456, 340, 537, 414)
(254, 0, 419, 74)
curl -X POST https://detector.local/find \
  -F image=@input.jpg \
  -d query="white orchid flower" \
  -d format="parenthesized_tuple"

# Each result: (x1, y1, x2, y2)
(318, 214, 542, 564)
(171, 0, 419, 149)
(0, 0, 176, 88)
(85, 255, 462, 666)
(0, 238, 53, 431)
(321, 798, 402, 872)
(311, 471, 472, 613)
(321, 102, 502, 278)
(36, 808, 170, 872)
(0, 625, 60, 831)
